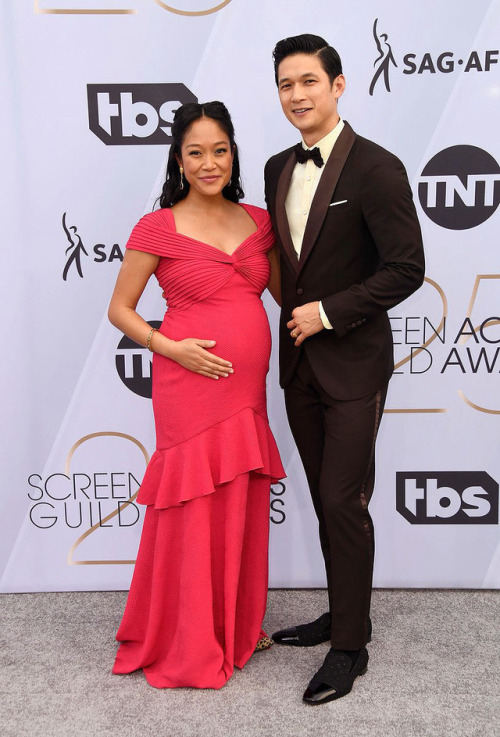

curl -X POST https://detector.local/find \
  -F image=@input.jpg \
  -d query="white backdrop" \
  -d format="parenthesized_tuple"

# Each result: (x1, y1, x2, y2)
(1, 0, 499, 592)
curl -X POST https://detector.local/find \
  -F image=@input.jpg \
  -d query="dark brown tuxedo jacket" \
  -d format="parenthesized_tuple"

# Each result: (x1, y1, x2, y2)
(264, 121, 425, 400)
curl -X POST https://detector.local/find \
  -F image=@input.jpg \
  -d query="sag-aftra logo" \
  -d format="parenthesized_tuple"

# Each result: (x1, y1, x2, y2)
(369, 18, 498, 95)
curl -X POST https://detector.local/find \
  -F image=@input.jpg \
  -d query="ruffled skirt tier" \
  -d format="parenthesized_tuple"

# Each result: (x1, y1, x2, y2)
(113, 407, 284, 689)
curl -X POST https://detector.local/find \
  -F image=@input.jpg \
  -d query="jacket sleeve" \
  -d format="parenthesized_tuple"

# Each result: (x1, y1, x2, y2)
(322, 153, 425, 339)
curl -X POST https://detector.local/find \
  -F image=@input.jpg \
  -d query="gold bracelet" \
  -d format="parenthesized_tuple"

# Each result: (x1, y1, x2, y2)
(146, 327, 158, 352)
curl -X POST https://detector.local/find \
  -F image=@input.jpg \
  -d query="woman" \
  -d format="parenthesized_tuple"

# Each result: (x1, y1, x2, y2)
(108, 101, 284, 689)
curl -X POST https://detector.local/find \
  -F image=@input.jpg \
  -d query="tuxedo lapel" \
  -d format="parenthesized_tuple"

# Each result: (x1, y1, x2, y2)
(275, 150, 300, 273)
(298, 122, 357, 274)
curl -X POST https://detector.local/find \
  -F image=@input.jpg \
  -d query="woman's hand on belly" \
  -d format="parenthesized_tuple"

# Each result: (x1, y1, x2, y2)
(166, 338, 234, 380)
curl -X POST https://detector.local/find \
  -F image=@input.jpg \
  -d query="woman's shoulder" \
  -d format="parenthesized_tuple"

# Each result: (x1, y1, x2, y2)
(239, 202, 271, 227)
(126, 208, 176, 255)
(134, 207, 174, 231)
(239, 202, 274, 249)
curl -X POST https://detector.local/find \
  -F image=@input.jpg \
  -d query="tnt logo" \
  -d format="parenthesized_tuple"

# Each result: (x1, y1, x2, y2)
(418, 145, 500, 229)
(115, 322, 161, 397)
(87, 84, 197, 145)
(396, 472, 498, 524)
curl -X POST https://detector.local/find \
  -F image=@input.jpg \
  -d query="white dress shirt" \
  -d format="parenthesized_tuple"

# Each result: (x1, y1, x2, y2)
(285, 118, 345, 329)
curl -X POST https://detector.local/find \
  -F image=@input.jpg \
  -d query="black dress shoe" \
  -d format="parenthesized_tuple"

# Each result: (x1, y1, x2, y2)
(272, 612, 331, 646)
(303, 647, 368, 705)
(272, 613, 372, 647)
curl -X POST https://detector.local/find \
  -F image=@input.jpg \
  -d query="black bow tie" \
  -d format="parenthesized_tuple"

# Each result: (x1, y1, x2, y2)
(294, 143, 324, 168)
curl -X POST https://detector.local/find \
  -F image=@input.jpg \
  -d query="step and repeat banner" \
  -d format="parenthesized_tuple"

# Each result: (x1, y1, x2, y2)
(1, 0, 499, 592)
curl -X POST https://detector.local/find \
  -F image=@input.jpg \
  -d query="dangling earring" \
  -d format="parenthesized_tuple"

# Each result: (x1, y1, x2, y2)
(225, 167, 233, 188)
(179, 166, 184, 190)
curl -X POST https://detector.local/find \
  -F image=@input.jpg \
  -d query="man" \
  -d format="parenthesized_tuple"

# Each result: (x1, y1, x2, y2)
(264, 34, 425, 704)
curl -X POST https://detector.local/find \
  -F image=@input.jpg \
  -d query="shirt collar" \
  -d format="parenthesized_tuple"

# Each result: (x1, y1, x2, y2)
(301, 118, 345, 164)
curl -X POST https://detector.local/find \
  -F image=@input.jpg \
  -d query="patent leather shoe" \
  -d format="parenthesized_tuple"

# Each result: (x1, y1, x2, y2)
(272, 613, 372, 647)
(303, 647, 368, 704)
(272, 612, 331, 646)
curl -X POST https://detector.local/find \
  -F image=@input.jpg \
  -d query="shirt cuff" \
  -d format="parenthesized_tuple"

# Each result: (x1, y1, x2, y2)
(319, 301, 333, 330)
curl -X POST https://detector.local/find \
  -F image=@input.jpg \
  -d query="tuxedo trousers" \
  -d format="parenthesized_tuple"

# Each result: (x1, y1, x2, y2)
(284, 351, 387, 650)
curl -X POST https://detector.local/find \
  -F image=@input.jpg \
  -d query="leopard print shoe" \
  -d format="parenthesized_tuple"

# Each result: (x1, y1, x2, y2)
(254, 636, 274, 652)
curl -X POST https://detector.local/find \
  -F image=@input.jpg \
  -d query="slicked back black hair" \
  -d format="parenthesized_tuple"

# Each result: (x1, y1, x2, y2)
(273, 34, 343, 86)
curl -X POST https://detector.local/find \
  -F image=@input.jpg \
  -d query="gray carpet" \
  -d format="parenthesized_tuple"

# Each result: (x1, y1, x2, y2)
(1, 589, 498, 737)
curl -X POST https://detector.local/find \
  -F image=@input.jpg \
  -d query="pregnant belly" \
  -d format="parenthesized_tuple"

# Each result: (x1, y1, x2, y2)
(160, 296, 271, 373)
(152, 295, 272, 447)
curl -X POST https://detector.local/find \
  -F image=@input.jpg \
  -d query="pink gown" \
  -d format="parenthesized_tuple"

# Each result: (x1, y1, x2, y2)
(112, 204, 285, 689)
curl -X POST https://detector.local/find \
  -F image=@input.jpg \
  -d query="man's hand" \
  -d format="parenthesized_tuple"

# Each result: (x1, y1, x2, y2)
(287, 301, 324, 346)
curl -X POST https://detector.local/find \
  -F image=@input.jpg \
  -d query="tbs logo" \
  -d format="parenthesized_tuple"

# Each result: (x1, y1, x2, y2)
(87, 84, 197, 145)
(396, 472, 498, 524)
